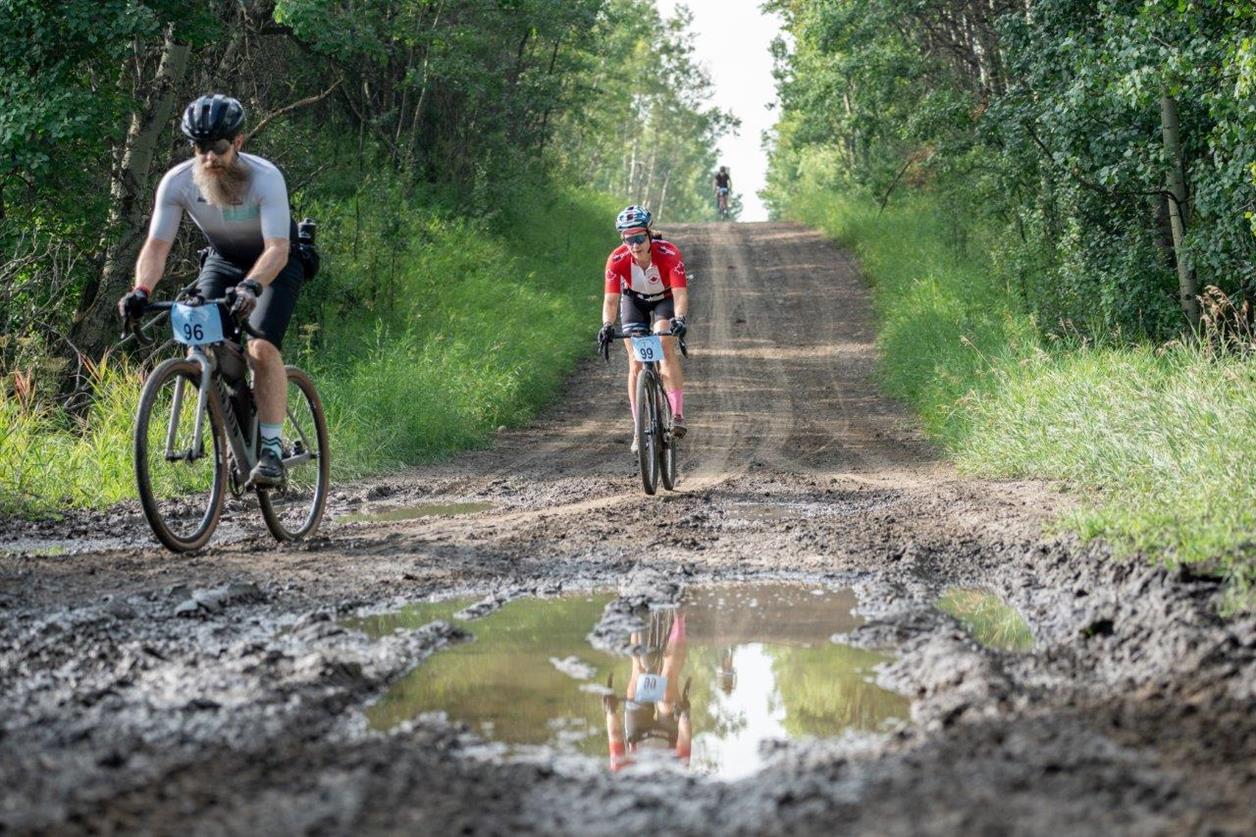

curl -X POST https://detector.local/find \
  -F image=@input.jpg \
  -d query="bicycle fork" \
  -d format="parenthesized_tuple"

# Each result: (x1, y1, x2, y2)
(163, 352, 255, 483)
(164, 353, 214, 463)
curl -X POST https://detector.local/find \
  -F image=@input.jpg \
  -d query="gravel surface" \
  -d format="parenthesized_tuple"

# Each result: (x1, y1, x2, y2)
(1, 223, 1253, 835)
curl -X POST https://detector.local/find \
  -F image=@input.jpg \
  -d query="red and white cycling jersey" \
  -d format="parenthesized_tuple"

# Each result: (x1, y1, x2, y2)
(604, 239, 688, 297)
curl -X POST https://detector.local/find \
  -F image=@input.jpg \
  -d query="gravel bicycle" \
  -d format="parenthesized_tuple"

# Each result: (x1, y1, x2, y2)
(125, 289, 329, 552)
(604, 326, 687, 495)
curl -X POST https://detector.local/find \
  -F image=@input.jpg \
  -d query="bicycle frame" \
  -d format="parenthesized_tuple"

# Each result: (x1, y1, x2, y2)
(140, 298, 317, 491)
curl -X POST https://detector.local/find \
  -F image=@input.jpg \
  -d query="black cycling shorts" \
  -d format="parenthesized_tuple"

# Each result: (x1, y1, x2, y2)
(194, 249, 303, 350)
(620, 294, 675, 330)
(623, 700, 681, 747)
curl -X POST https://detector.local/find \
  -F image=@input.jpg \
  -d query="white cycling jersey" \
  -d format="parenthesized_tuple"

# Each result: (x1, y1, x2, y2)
(148, 153, 290, 265)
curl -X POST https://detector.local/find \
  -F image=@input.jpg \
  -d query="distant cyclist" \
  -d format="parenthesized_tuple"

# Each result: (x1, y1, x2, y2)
(117, 94, 304, 488)
(597, 205, 689, 447)
(713, 166, 731, 216)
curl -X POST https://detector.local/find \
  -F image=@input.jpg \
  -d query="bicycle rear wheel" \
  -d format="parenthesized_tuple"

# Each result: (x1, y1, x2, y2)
(658, 381, 678, 491)
(134, 358, 226, 552)
(636, 370, 658, 495)
(258, 366, 330, 541)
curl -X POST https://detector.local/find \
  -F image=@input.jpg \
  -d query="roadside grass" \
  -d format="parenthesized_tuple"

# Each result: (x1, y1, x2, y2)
(0, 176, 618, 515)
(292, 176, 617, 476)
(0, 367, 138, 513)
(784, 188, 1256, 609)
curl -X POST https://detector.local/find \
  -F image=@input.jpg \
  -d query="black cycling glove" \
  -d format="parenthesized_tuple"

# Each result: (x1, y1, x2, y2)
(118, 287, 149, 322)
(669, 315, 687, 339)
(229, 279, 263, 320)
(598, 322, 616, 358)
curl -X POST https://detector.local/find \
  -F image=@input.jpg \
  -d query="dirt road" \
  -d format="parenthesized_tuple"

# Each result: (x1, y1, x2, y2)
(2, 223, 1253, 835)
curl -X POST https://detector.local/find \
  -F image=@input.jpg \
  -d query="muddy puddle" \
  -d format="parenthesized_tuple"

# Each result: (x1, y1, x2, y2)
(352, 583, 908, 779)
(937, 587, 1034, 651)
(339, 501, 495, 524)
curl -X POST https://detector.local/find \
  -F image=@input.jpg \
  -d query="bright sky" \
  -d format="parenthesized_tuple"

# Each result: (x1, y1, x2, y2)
(657, 0, 784, 222)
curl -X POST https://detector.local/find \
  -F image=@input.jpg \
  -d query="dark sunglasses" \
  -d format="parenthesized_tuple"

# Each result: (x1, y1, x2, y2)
(190, 138, 233, 156)
(622, 233, 650, 246)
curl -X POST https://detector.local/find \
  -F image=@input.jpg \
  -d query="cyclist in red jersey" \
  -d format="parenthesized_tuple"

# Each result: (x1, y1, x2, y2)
(597, 205, 689, 446)
(601, 607, 692, 772)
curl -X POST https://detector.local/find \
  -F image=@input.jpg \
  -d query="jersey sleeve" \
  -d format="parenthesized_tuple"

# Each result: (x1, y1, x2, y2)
(258, 166, 291, 241)
(147, 169, 184, 242)
(604, 252, 624, 294)
(665, 245, 687, 289)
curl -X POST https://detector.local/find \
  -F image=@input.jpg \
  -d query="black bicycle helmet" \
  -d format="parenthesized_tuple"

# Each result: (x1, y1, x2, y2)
(180, 94, 246, 143)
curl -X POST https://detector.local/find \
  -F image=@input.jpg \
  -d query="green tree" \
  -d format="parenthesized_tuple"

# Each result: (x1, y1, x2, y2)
(765, 0, 1256, 339)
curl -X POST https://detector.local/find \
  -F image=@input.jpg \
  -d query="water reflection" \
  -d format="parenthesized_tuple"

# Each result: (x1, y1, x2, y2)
(358, 583, 908, 779)
(937, 587, 1034, 651)
(341, 596, 477, 640)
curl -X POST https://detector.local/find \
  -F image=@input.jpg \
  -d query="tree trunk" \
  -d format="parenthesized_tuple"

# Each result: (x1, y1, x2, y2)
(70, 26, 190, 362)
(656, 167, 672, 220)
(406, 0, 446, 171)
(1160, 92, 1199, 329)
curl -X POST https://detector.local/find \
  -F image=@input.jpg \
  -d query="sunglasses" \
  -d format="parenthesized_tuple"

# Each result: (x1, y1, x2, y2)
(190, 138, 233, 156)
(622, 233, 650, 246)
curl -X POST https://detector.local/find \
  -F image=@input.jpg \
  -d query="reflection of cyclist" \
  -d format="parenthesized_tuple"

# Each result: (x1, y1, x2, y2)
(713, 166, 731, 215)
(116, 94, 303, 488)
(597, 205, 690, 447)
(602, 607, 692, 772)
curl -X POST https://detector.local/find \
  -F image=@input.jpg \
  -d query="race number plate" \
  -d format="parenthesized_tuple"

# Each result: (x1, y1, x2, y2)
(634, 673, 668, 703)
(631, 335, 663, 363)
(170, 303, 225, 346)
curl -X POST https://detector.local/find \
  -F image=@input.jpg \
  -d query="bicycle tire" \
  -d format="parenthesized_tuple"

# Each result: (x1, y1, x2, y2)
(658, 378, 678, 491)
(134, 358, 226, 552)
(636, 369, 658, 495)
(258, 366, 330, 541)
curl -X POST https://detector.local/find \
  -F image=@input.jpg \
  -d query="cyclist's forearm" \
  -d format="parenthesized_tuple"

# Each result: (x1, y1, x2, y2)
(134, 238, 173, 292)
(671, 288, 688, 319)
(602, 293, 620, 324)
(244, 238, 290, 287)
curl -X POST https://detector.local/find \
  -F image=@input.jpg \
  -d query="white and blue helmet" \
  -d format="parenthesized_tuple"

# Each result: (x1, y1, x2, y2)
(615, 205, 653, 232)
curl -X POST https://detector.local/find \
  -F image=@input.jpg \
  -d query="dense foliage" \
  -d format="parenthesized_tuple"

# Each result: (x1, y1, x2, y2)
(0, 0, 732, 375)
(764, 0, 1256, 340)
(0, 0, 730, 512)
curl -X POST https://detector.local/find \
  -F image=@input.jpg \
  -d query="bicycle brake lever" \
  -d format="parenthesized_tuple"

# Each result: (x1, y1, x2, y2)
(123, 317, 154, 346)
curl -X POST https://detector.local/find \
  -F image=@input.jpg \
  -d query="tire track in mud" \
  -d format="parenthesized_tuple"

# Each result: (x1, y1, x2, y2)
(683, 222, 795, 483)
(327, 220, 937, 544)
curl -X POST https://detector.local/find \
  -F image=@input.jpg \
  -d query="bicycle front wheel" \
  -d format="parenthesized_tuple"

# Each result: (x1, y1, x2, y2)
(636, 369, 658, 495)
(658, 381, 678, 491)
(134, 358, 226, 552)
(258, 366, 330, 541)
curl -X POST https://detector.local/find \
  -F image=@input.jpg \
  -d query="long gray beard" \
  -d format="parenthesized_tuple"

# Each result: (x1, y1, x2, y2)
(193, 156, 252, 208)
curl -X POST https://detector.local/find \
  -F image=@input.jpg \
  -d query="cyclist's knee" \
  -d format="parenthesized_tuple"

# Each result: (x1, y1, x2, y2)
(247, 338, 282, 364)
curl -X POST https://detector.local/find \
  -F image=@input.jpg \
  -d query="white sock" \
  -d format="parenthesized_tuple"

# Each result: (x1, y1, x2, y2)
(259, 422, 283, 457)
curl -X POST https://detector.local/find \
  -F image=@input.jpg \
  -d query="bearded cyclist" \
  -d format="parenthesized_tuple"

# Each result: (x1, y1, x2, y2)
(597, 206, 689, 448)
(117, 94, 305, 489)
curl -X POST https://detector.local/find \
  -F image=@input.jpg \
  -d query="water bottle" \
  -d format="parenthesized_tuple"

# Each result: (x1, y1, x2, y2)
(297, 218, 316, 246)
